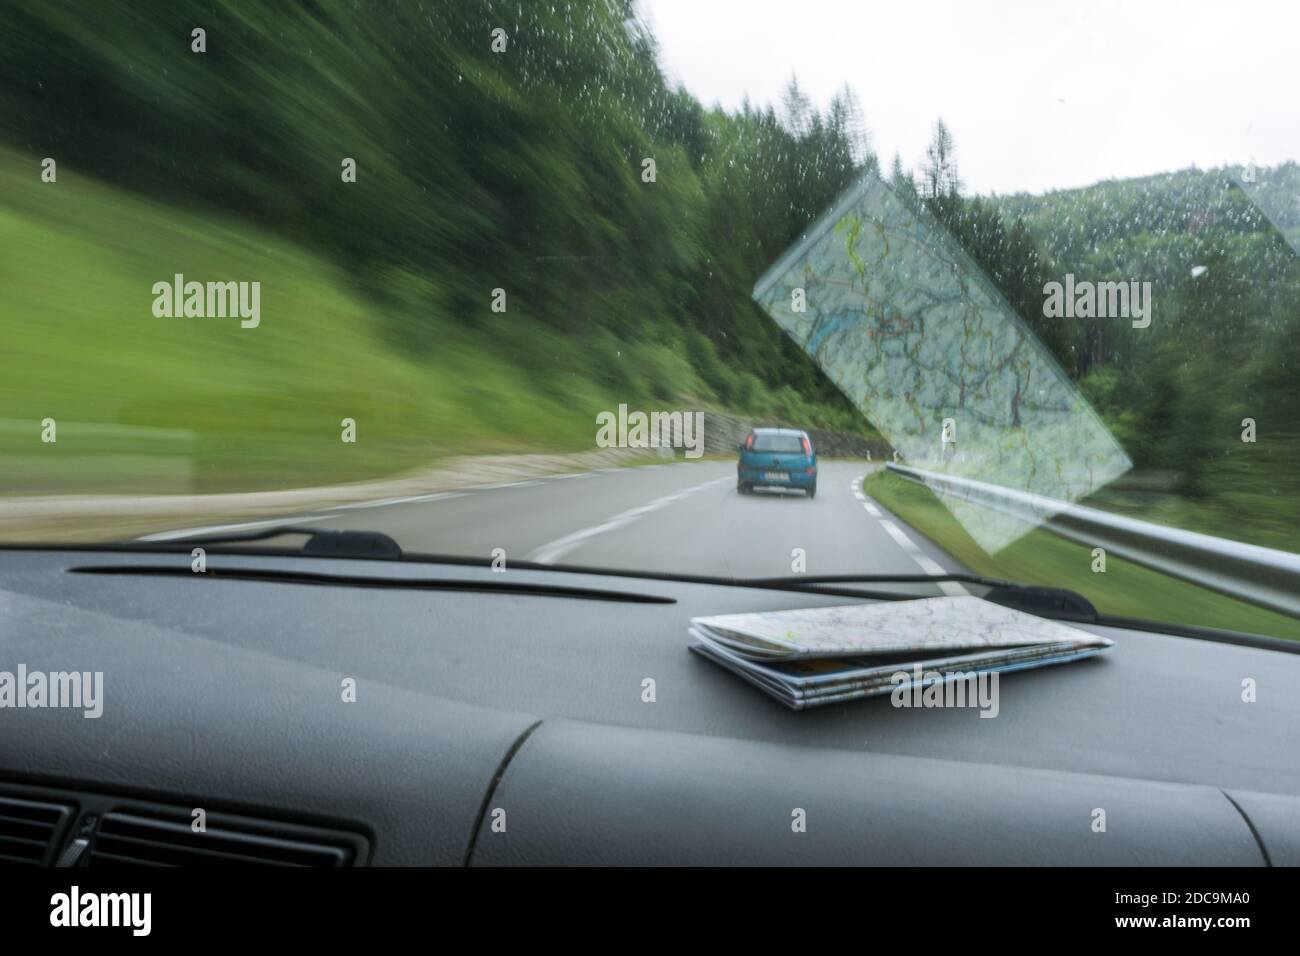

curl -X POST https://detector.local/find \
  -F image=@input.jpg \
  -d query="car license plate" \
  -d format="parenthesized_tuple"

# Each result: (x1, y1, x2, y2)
(762, 471, 788, 481)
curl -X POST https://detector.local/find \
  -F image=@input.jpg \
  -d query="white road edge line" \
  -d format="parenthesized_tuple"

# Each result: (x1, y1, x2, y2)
(137, 514, 334, 542)
(527, 476, 731, 564)
(328, 491, 469, 511)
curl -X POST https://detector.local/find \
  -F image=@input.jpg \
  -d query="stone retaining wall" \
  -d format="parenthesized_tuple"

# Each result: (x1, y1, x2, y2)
(697, 410, 889, 459)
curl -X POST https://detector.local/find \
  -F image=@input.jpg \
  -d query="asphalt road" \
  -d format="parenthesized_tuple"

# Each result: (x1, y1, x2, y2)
(177, 459, 969, 588)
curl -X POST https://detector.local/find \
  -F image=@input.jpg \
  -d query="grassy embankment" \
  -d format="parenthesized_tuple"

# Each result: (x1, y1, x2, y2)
(0, 147, 856, 496)
(863, 468, 1300, 641)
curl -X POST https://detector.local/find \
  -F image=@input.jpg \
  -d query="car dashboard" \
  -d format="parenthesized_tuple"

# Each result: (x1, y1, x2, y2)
(1, 548, 1298, 866)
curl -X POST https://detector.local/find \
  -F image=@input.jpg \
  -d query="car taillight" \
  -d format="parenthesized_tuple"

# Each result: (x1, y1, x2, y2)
(800, 437, 811, 455)
(805, 466, 816, 474)
(745, 435, 754, 449)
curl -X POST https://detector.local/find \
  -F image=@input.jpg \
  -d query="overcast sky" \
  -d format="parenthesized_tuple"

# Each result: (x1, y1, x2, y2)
(639, 0, 1298, 196)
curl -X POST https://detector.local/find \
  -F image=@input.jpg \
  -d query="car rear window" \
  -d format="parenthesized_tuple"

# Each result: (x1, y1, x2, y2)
(750, 434, 805, 453)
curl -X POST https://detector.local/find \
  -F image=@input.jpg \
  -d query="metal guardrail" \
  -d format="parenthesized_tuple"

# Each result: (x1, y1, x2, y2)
(885, 462, 1300, 619)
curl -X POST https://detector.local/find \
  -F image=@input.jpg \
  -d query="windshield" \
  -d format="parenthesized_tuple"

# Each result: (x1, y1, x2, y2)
(1, 0, 1297, 641)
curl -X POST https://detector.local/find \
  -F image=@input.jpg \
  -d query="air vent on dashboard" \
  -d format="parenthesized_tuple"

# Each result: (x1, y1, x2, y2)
(0, 795, 74, 866)
(88, 811, 355, 867)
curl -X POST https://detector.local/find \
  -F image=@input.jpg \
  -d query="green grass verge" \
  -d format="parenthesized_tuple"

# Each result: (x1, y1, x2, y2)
(863, 469, 1300, 642)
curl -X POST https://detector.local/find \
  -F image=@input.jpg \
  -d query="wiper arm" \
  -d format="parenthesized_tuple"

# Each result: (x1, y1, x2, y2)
(742, 574, 1097, 622)
(69, 563, 673, 604)
(150, 525, 402, 560)
(980, 584, 1097, 622)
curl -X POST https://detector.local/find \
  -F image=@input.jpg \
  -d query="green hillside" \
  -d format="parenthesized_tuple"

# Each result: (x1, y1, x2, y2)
(0, 1, 884, 494)
(1, 142, 878, 493)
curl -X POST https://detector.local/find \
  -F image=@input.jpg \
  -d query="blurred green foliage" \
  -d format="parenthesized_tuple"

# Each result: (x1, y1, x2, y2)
(0, 0, 877, 462)
(995, 166, 1300, 481)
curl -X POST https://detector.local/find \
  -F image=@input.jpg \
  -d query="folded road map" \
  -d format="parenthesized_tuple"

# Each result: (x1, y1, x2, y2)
(688, 596, 1112, 710)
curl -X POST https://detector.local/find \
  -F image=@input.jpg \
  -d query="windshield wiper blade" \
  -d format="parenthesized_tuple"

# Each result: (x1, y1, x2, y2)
(741, 572, 1013, 589)
(150, 525, 402, 559)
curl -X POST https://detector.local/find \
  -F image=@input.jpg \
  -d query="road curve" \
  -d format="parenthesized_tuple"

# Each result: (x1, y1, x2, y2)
(185, 459, 972, 589)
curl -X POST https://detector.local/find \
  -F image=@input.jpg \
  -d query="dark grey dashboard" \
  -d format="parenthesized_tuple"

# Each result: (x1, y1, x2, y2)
(1, 549, 1297, 865)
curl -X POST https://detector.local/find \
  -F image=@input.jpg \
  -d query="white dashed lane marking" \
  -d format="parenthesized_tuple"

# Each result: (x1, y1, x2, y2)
(878, 519, 915, 550)
(854, 481, 968, 595)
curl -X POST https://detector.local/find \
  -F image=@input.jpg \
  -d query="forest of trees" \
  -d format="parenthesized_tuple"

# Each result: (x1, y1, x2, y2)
(892, 114, 1300, 496)
(990, 164, 1300, 494)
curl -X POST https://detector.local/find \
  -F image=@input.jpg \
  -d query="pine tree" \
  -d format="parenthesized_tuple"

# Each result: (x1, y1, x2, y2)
(781, 75, 813, 137)
(921, 118, 962, 199)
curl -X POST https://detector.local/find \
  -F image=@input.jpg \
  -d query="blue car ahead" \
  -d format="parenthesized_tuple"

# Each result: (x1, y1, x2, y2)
(737, 427, 817, 498)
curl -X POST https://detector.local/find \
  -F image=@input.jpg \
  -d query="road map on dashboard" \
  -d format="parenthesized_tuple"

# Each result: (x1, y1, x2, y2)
(688, 596, 1113, 710)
